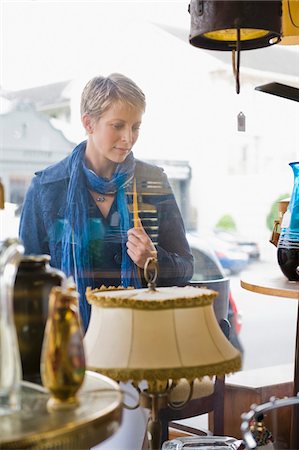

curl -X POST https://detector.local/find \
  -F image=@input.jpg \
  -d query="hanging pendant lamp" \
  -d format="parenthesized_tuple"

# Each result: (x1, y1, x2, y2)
(189, 1, 282, 50)
(188, 1, 282, 93)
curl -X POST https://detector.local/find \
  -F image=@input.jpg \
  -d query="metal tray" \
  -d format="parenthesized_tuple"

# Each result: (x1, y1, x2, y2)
(162, 435, 242, 450)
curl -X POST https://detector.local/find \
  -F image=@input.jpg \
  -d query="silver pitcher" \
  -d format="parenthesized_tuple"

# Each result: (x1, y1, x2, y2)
(0, 238, 24, 415)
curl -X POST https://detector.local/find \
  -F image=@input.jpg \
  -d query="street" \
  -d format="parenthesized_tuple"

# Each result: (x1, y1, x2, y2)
(229, 252, 298, 371)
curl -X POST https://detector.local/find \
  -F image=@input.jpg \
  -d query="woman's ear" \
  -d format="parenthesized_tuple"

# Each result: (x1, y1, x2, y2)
(82, 114, 94, 134)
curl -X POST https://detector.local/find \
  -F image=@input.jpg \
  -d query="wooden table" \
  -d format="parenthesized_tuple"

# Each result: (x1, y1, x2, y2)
(224, 364, 293, 445)
(0, 370, 123, 449)
(241, 271, 299, 449)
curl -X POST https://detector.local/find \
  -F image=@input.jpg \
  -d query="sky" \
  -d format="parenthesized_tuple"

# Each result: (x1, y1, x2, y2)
(1, 0, 192, 91)
(1, 0, 299, 91)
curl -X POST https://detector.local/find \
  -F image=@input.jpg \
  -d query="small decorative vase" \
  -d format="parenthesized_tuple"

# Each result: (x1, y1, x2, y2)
(13, 255, 65, 384)
(277, 162, 299, 281)
(40, 286, 85, 410)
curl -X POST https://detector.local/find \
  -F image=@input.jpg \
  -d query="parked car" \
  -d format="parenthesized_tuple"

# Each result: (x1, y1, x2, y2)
(214, 229, 260, 261)
(207, 234, 249, 275)
(187, 232, 243, 354)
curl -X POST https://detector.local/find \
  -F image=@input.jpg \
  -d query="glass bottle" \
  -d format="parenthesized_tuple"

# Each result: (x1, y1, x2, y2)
(13, 255, 65, 384)
(277, 162, 299, 281)
(0, 238, 24, 415)
(40, 286, 85, 410)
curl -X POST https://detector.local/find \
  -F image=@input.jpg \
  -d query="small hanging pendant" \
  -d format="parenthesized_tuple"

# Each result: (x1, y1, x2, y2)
(96, 195, 106, 202)
(237, 111, 246, 132)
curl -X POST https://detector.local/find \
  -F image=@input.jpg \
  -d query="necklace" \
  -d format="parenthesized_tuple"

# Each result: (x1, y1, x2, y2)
(96, 194, 106, 203)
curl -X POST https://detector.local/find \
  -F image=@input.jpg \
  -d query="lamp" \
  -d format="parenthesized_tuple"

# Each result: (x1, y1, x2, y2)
(0, 178, 4, 209)
(255, 0, 299, 102)
(241, 395, 299, 449)
(280, 0, 299, 45)
(255, 82, 299, 102)
(84, 259, 241, 450)
(188, 1, 282, 93)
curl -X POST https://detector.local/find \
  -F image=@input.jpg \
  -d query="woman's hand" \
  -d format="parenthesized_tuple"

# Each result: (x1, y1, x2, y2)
(126, 219, 157, 268)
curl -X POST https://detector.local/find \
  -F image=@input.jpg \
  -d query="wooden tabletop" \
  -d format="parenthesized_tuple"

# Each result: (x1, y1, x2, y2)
(240, 269, 299, 300)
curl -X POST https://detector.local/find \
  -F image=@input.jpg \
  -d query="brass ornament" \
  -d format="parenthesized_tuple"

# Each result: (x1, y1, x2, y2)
(41, 287, 85, 410)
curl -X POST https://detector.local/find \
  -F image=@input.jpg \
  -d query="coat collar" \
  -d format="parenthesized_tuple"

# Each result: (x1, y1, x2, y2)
(35, 140, 88, 184)
(35, 154, 72, 184)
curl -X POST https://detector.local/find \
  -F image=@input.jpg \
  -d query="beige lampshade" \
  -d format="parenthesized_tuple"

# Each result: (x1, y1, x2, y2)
(84, 286, 241, 382)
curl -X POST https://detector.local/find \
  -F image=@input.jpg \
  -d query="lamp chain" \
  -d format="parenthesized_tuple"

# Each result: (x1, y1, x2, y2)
(232, 28, 241, 94)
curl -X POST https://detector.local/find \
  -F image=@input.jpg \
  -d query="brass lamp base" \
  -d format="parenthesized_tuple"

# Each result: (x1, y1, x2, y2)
(140, 390, 169, 450)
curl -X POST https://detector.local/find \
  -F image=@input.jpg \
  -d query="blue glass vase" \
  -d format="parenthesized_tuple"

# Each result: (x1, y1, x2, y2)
(277, 162, 299, 281)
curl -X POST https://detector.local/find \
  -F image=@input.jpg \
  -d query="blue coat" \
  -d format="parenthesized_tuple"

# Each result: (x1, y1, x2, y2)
(19, 154, 194, 323)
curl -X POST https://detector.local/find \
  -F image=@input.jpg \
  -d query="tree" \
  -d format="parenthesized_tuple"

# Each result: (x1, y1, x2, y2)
(215, 214, 237, 231)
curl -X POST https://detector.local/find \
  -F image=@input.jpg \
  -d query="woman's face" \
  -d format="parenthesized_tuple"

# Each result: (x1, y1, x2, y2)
(84, 101, 143, 169)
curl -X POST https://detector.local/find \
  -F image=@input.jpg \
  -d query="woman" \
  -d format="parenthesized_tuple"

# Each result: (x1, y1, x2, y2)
(19, 73, 194, 332)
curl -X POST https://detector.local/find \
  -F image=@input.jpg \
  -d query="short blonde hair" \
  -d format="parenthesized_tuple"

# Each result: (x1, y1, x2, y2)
(80, 73, 146, 119)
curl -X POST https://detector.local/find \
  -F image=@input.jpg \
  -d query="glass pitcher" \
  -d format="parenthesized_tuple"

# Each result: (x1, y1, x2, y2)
(277, 162, 299, 281)
(0, 238, 24, 415)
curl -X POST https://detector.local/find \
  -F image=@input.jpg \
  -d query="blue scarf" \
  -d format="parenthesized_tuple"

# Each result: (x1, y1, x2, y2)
(61, 141, 141, 331)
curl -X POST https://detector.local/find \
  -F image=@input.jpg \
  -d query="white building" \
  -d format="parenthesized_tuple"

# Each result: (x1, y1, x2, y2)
(0, 104, 74, 205)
